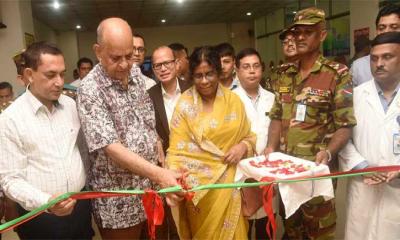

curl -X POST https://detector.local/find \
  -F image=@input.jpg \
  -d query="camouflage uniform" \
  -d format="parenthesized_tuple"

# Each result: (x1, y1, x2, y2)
(266, 63, 296, 93)
(269, 7, 356, 240)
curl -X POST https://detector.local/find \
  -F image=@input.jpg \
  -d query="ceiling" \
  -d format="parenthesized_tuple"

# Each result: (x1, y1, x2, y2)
(31, 0, 292, 31)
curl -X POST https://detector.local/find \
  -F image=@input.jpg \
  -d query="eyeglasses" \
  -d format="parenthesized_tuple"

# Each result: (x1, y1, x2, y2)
(240, 63, 262, 71)
(133, 47, 145, 54)
(193, 71, 217, 81)
(282, 39, 295, 46)
(152, 60, 175, 70)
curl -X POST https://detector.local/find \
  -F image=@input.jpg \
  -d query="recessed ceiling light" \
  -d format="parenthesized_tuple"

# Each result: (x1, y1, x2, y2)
(76, 25, 81, 29)
(246, 12, 252, 16)
(292, 11, 297, 14)
(176, 0, 184, 3)
(161, 19, 166, 23)
(53, 1, 60, 9)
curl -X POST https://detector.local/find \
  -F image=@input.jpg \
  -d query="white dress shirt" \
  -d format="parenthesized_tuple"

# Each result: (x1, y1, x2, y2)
(162, 79, 181, 125)
(0, 90, 86, 210)
(234, 85, 275, 219)
(350, 55, 373, 87)
(233, 86, 275, 154)
(70, 79, 81, 88)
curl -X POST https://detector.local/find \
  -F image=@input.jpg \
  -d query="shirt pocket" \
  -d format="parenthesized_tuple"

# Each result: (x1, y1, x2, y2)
(303, 95, 331, 125)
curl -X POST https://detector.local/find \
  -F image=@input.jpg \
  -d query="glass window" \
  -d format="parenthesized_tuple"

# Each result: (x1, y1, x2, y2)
(323, 15, 350, 57)
(317, 0, 330, 16)
(332, 0, 349, 15)
(267, 8, 285, 33)
(285, 1, 299, 27)
(300, 0, 317, 9)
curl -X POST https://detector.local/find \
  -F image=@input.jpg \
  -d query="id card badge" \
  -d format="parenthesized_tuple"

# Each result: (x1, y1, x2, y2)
(393, 133, 400, 154)
(295, 103, 306, 122)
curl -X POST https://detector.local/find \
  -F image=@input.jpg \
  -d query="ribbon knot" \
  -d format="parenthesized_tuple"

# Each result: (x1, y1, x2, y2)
(178, 173, 195, 201)
(142, 190, 164, 240)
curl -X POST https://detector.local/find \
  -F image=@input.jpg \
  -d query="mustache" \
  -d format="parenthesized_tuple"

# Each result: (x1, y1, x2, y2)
(375, 66, 387, 73)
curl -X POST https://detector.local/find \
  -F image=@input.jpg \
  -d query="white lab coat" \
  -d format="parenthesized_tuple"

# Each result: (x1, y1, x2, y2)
(233, 86, 275, 219)
(339, 80, 400, 240)
(233, 86, 275, 155)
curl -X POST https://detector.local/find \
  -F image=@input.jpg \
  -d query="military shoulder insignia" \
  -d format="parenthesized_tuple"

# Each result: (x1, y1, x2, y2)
(326, 61, 348, 75)
(277, 63, 295, 73)
(279, 86, 291, 93)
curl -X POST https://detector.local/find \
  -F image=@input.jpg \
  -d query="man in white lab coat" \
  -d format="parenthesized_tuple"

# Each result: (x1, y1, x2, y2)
(233, 47, 275, 240)
(339, 31, 400, 240)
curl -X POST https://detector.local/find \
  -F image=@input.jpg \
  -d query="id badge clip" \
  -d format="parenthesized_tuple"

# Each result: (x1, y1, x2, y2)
(295, 102, 306, 122)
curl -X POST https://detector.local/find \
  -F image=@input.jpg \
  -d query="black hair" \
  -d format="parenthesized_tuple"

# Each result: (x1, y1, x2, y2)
(24, 41, 63, 70)
(0, 82, 13, 91)
(133, 33, 145, 45)
(77, 57, 93, 69)
(189, 46, 222, 77)
(168, 42, 188, 56)
(215, 42, 235, 58)
(371, 31, 400, 47)
(375, 4, 400, 27)
(235, 48, 264, 70)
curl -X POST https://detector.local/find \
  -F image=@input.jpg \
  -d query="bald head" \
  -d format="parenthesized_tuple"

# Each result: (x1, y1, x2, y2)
(94, 17, 135, 81)
(97, 18, 133, 45)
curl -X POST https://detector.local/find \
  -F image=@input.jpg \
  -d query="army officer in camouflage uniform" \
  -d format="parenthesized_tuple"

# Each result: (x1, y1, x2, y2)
(264, 7, 356, 240)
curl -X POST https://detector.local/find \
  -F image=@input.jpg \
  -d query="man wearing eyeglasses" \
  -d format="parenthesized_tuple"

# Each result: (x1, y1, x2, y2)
(266, 30, 299, 92)
(148, 46, 191, 157)
(133, 33, 157, 90)
(264, 7, 356, 239)
(232, 48, 275, 239)
(146, 46, 190, 239)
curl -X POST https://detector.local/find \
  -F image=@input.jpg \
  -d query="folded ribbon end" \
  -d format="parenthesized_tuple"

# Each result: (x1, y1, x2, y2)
(142, 189, 165, 240)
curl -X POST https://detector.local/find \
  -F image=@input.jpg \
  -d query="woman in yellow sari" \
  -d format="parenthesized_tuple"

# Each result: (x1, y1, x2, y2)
(166, 46, 256, 239)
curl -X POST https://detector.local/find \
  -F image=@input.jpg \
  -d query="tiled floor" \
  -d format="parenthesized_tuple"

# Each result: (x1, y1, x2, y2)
(2, 179, 348, 240)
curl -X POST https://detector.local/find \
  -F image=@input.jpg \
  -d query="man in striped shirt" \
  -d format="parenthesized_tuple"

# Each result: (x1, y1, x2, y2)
(0, 42, 93, 239)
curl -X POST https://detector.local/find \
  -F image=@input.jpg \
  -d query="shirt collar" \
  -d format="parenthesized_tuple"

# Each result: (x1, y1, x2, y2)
(161, 78, 180, 97)
(26, 89, 62, 115)
(374, 80, 400, 97)
(96, 64, 139, 88)
(288, 54, 324, 74)
(246, 87, 261, 103)
(230, 77, 240, 90)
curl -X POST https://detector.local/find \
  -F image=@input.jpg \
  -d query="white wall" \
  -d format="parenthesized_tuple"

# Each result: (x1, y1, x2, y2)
(0, 0, 28, 95)
(56, 31, 79, 82)
(34, 18, 57, 43)
(19, 0, 34, 37)
(77, 31, 97, 62)
(349, 0, 379, 56)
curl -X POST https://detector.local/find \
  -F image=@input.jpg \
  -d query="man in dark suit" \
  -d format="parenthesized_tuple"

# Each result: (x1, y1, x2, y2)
(148, 46, 191, 155)
(147, 46, 191, 239)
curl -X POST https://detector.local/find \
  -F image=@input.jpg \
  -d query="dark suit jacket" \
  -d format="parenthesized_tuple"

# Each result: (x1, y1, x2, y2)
(148, 79, 191, 154)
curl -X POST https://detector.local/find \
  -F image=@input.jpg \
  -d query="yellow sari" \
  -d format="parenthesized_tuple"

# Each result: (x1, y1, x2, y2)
(166, 85, 256, 240)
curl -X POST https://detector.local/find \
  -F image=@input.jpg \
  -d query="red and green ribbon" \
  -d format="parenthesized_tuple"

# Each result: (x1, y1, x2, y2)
(1, 165, 400, 240)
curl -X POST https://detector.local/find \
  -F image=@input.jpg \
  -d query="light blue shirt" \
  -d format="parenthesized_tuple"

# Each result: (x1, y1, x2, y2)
(374, 81, 400, 113)
(351, 55, 373, 87)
